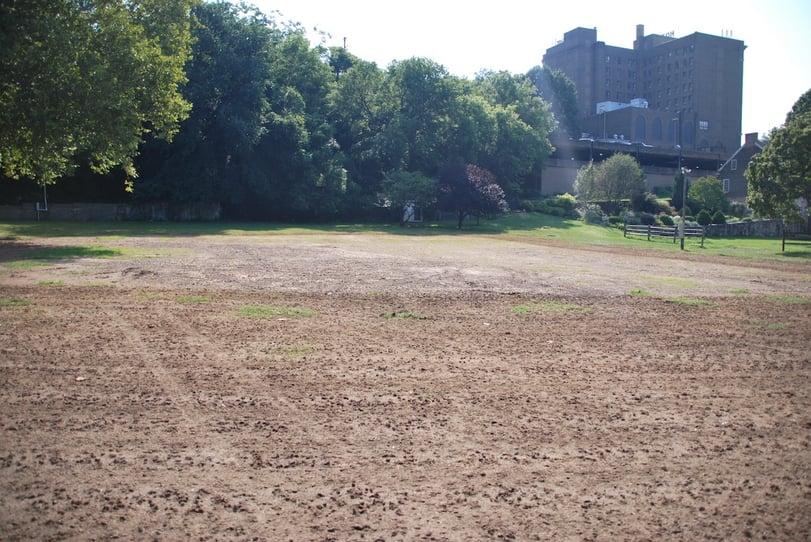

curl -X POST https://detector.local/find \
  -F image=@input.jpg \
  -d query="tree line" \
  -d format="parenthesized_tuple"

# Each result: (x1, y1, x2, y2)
(2, 1, 806, 224)
(1, 1, 580, 223)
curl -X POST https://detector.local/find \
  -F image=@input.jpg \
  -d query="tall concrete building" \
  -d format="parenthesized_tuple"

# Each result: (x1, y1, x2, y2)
(543, 25, 745, 158)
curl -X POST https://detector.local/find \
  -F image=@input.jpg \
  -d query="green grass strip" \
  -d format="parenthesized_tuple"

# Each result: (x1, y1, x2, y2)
(237, 305, 316, 319)
(0, 298, 32, 307)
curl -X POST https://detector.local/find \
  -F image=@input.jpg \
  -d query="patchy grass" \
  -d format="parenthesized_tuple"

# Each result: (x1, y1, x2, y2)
(382, 310, 429, 320)
(3, 215, 809, 263)
(665, 297, 714, 306)
(37, 280, 64, 287)
(0, 298, 32, 307)
(25, 245, 123, 260)
(511, 300, 591, 315)
(729, 289, 750, 295)
(641, 275, 702, 289)
(237, 305, 316, 319)
(4, 260, 52, 269)
(752, 321, 791, 331)
(764, 294, 810, 305)
(262, 344, 317, 358)
(3, 245, 123, 269)
(177, 295, 212, 304)
(629, 288, 651, 297)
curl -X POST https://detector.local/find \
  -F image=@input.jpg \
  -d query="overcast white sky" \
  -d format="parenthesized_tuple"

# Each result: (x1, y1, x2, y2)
(245, 0, 810, 143)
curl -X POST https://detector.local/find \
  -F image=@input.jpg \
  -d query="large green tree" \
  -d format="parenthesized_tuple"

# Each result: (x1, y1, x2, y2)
(0, 0, 197, 186)
(527, 65, 580, 138)
(259, 31, 347, 220)
(573, 160, 598, 203)
(746, 88, 811, 222)
(136, 1, 276, 208)
(380, 170, 437, 224)
(385, 57, 457, 174)
(437, 163, 508, 229)
(328, 58, 392, 194)
(688, 176, 729, 214)
(598, 154, 646, 213)
(472, 71, 556, 199)
(579, 153, 645, 214)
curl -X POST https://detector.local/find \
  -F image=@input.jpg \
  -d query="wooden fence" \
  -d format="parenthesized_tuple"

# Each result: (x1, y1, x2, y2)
(624, 224, 705, 247)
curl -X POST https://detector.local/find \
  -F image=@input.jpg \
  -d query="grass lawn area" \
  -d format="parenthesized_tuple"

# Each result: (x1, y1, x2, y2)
(1, 213, 808, 262)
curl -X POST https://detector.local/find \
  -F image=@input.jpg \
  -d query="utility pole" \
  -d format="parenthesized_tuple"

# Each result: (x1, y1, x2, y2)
(673, 112, 686, 250)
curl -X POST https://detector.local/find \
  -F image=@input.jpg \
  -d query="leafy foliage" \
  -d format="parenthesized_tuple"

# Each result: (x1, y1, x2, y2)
(380, 171, 437, 223)
(2, 2, 560, 221)
(437, 163, 508, 229)
(574, 155, 645, 215)
(672, 169, 687, 212)
(696, 209, 712, 226)
(746, 88, 811, 222)
(688, 176, 729, 214)
(0, 0, 197, 185)
(711, 210, 727, 224)
(527, 66, 579, 137)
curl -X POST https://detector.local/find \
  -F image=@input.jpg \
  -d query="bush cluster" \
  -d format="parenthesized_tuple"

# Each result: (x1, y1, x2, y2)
(520, 193, 579, 219)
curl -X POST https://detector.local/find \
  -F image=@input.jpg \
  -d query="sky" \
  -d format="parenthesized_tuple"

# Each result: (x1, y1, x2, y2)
(245, 0, 811, 143)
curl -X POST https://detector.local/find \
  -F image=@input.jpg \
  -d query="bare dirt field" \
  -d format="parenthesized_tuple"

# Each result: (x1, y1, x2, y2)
(1, 231, 810, 541)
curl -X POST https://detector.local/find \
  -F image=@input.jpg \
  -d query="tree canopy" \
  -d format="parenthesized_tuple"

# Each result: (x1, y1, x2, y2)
(0, 0, 197, 186)
(746, 88, 811, 222)
(688, 176, 729, 215)
(1, 1, 560, 222)
(574, 154, 645, 214)
(527, 66, 579, 138)
(437, 163, 508, 229)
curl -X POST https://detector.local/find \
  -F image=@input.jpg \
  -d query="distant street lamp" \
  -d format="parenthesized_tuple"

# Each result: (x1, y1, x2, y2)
(673, 113, 686, 250)
(579, 136, 594, 161)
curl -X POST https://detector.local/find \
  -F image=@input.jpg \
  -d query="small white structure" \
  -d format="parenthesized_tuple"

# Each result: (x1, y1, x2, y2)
(402, 202, 422, 223)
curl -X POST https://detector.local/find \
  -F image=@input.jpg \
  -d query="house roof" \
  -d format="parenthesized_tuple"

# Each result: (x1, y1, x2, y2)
(718, 135, 766, 173)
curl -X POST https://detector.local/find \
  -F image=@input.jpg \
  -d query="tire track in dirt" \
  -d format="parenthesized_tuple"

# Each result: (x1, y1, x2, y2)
(99, 302, 202, 427)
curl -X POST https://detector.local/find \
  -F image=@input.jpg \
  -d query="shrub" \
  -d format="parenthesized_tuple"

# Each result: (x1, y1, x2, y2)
(551, 193, 577, 211)
(640, 212, 656, 225)
(711, 210, 727, 224)
(632, 192, 661, 214)
(623, 211, 640, 225)
(520, 199, 541, 212)
(659, 214, 675, 226)
(608, 215, 623, 226)
(582, 204, 606, 225)
(696, 209, 712, 225)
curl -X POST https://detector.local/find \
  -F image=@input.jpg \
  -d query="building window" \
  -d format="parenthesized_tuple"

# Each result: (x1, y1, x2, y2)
(652, 118, 662, 140)
(731, 159, 737, 171)
(722, 178, 730, 193)
(635, 115, 646, 140)
(605, 55, 611, 63)
(699, 120, 709, 130)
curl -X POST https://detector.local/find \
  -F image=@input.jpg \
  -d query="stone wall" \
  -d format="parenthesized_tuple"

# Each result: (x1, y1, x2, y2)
(0, 202, 221, 222)
(704, 219, 782, 238)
